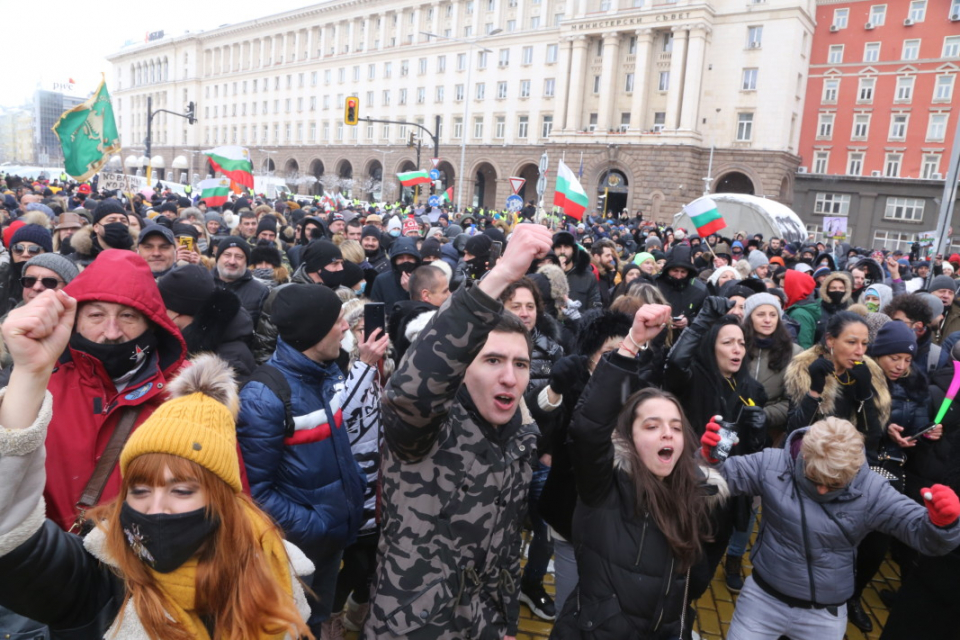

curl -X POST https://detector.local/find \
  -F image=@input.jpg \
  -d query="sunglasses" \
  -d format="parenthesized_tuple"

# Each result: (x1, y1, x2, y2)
(12, 244, 43, 256)
(20, 276, 64, 290)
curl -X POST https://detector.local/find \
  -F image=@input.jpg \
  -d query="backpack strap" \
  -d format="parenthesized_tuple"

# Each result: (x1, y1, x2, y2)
(243, 364, 296, 438)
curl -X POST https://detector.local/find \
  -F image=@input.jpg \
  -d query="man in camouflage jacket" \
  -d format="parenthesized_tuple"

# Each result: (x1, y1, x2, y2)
(363, 224, 555, 640)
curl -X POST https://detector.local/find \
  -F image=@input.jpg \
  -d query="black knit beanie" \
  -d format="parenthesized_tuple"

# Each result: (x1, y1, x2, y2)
(158, 265, 215, 316)
(273, 284, 343, 351)
(303, 239, 342, 273)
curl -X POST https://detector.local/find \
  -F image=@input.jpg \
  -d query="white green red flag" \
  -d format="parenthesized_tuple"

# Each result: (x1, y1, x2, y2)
(397, 170, 431, 187)
(52, 76, 121, 181)
(684, 197, 726, 236)
(442, 186, 453, 203)
(553, 160, 588, 221)
(203, 146, 254, 188)
(199, 177, 231, 206)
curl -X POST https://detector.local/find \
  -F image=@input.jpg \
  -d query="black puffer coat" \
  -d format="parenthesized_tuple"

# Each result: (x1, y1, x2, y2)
(551, 352, 726, 640)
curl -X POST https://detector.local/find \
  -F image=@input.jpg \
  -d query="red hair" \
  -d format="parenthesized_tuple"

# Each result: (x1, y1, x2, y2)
(91, 453, 311, 640)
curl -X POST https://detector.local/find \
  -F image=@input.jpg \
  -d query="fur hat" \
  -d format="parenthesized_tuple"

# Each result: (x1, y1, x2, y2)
(575, 309, 632, 357)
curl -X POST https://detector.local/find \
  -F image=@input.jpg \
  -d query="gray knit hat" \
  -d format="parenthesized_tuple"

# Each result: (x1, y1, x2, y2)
(24, 253, 80, 285)
(747, 249, 769, 272)
(929, 275, 957, 294)
(744, 292, 782, 319)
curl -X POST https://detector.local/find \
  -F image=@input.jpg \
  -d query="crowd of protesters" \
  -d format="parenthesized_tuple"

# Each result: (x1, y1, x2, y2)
(0, 173, 959, 640)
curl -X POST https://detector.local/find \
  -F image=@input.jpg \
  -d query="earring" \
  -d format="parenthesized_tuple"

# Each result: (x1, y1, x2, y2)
(829, 347, 834, 357)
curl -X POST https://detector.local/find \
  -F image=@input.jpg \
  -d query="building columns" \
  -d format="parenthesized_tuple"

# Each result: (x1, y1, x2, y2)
(554, 37, 574, 133)
(664, 26, 688, 130)
(629, 28, 653, 132)
(679, 24, 710, 132)
(597, 32, 621, 133)
(563, 35, 589, 132)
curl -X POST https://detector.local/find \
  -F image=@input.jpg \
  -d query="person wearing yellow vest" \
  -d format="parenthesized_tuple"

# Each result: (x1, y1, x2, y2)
(0, 291, 314, 640)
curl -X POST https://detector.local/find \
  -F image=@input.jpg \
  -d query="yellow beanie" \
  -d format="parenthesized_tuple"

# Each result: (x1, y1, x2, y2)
(119, 355, 242, 493)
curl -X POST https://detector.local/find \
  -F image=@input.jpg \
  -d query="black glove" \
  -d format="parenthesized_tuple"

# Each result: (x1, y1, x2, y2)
(738, 405, 767, 453)
(808, 357, 834, 394)
(849, 361, 874, 401)
(549, 354, 589, 396)
(699, 296, 736, 320)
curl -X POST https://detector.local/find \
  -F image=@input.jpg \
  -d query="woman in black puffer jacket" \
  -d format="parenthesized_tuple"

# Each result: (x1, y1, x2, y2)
(551, 304, 726, 640)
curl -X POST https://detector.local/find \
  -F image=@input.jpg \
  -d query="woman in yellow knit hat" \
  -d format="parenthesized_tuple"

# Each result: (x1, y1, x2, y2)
(0, 289, 314, 640)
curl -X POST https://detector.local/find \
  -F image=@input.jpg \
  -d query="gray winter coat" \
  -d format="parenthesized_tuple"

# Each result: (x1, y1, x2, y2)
(749, 342, 803, 433)
(718, 428, 960, 606)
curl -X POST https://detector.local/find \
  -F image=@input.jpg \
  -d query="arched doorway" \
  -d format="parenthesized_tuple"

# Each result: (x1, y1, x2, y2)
(597, 169, 629, 216)
(262, 158, 276, 175)
(514, 162, 540, 203)
(204, 158, 216, 179)
(309, 159, 324, 196)
(364, 159, 384, 201)
(397, 160, 419, 204)
(284, 159, 300, 193)
(436, 160, 456, 204)
(714, 171, 755, 195)
(473, 162, 498, 209)
(337, 159, 353, 198)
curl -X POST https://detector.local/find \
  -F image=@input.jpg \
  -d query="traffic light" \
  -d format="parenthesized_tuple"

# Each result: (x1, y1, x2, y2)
(185, 101, 196, 125)
(344, 97, 359, 125)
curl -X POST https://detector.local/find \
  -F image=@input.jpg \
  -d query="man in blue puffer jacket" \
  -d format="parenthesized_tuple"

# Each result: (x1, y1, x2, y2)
(237, 283, 367, 638)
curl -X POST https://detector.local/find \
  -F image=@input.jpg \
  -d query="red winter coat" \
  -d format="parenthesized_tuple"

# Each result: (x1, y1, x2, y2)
(44, 250, 187, 531)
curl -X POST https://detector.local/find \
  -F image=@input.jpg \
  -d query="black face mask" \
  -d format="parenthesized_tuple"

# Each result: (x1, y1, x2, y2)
(307, 226, 324, 241)
(320, 268, 345, 289)
(826, 290, 846, 305)
(101, 222, 133, 250)
(69, 329, 158, 379)
(119, 502, 219, 573)
(800, 256, 814, 266)
(395, 261, 418, 275)
(466, 257, 487, 279)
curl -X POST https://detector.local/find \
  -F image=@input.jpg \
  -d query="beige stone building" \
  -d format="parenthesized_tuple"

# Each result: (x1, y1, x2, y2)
(108, 0, 814, 220)
(0, 107, 37, 165)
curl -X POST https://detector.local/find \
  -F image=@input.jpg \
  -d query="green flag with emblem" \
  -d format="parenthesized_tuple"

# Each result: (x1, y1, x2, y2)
(52, 76, 121, 182)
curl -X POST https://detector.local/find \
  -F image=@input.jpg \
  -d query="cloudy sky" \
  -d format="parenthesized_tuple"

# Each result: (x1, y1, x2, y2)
(4, 0, 314, 107)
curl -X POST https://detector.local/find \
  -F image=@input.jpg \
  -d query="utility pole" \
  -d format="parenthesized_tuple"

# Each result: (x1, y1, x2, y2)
(144, 97, 196, 183)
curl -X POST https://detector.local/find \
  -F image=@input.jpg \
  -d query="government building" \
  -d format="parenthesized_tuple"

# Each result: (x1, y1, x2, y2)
(108, 0, 814, 220)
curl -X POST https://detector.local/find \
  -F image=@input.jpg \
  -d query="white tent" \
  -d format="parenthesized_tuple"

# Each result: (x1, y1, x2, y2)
(673, 194, 807, 244)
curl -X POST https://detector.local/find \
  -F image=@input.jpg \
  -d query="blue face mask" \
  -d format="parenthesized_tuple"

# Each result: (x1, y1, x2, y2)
(356, 282, 366, 296)
(389, 229, 401, 237)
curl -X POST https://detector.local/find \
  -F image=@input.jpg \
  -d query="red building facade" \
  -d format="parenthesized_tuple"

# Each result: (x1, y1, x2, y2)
(799, 0, 960, 180)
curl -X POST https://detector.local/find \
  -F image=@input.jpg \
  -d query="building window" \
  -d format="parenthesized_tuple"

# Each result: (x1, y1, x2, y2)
(382, 90, 390, 105)
(653, 112, 666, 131)
(522, 46, 533, 64)
(438, 55, 447, 72)
(495, 116, 506, 139)
(474, 117, 484, 138)
(858, 77, 875, 102)
(499, 49, 510, 67)
(814, 193, 851, 215)
(417, 87, 426, 104)
(477, 51, 487, 69)
(813, 151, 829, 174)
(747, 26, 763, 48)
(741, 68, 758, 91)
(927, 113, 948, 141)
(890, 114, 908, 139)
(507, 19, 516, 32)
(884, 153, 902, 177)
(945, 36, 960, 58)
(475, 83, 485, 100)
(455, 84, 464, 100)
(847, 152, 864, 176)
(588, 113, 598, 131)
(869, 4, 886, 25)
(922, 154, 941, 179)
(464, 26, 473, 37)
(817, 113, 835, 138)
(833, 8, 849, 28)
(367, 91, 374, 106)
(620, 113, 631, 132)
(895, 76, 914, 101)
(951, 0, 960, 18)
(400, 60, 409, 76)
(625, 73, 635, 92)
(736, 112, 754, 141)
(662, 32, 673, 52)
(530, 16, 540, 28)
(909, 0, 926, 22)
(658, 71, 670, 91)
(385, 62, 393, 78)
(853, 113, 870, 139)
(828, 45, 844, 64)
(864, 42, 880, 62)
(902, 39, 920, 60)
(935, 75, 955, 101)
(541, 115, 554, 138)
(456, 52, 466, 71)
(497, 81, 507, 99)
(593, 75, 601, 93)
(518, 115, 529, 139)
(419, 58, 428, 74)
(873, 230, 914, 251)
(454, 118, 463, 139)
(822, 79, 839, 103)
(436, 86, 445, 102)
(885, 197, 924, 222)
(547, 44, 558, 63)
(544, 78, 556, 97)
(520, 80, 531, 98)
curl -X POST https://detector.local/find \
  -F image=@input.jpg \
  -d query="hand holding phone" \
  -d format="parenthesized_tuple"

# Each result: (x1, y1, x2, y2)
(364, 302, 385, 342)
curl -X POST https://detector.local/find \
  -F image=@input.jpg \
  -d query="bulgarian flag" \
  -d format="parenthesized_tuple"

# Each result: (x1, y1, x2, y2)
(397, 170, 432, 187)
(199, 177, 231, 206)
(203, 146, 254, 188)
(554, 160, 589, 221)
(684, 197, 726, 236)
(441, 186, 453, 203)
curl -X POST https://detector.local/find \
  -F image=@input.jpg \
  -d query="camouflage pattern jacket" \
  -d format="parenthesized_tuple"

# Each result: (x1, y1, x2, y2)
(363, 283, 538, 640)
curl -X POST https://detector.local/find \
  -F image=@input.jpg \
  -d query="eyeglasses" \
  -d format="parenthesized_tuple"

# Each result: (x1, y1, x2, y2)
(20, 276, 65, 290)
(12, 244, 43, 256)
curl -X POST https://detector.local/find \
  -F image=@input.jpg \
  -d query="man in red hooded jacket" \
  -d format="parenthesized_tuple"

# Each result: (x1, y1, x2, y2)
(783, 269, 821, 350)
(44, 250, 186, 531)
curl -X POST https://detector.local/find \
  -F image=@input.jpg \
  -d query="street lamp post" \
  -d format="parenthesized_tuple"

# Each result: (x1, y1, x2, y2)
(421, 29, 501, 212)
